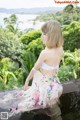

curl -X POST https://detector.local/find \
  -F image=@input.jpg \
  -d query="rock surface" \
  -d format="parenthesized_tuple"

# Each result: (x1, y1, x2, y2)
(0, 80, 80, 120)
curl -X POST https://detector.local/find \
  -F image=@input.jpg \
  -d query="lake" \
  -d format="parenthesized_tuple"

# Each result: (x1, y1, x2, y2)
(0, 13, 44, 30)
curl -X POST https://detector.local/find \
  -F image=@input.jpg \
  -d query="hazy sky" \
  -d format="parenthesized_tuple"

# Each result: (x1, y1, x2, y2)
(0, 0, 70, 9)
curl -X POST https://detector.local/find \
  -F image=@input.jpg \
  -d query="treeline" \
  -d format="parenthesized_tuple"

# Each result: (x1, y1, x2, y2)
(34, 4, 80, 25)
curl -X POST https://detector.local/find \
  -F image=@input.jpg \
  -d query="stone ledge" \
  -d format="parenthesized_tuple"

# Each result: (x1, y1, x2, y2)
(0, 79, 80, 120)
(62, 79, 80, 94)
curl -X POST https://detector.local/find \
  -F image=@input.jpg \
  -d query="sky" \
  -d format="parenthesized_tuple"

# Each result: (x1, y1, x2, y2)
(0, 0, 80, 9)
(0, 0, 73, 9)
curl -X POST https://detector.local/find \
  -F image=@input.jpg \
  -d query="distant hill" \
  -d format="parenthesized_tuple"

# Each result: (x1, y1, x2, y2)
(0, 7, 64, 14)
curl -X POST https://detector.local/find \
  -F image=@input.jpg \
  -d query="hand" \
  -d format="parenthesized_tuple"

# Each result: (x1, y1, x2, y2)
(23, 82, 29, 91)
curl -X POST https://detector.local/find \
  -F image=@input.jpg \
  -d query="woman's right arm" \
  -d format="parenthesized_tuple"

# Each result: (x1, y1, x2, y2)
(23, 50, 45, 90)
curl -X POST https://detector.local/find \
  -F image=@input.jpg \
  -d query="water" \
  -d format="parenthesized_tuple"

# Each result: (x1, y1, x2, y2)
(0, 13, 44, 30)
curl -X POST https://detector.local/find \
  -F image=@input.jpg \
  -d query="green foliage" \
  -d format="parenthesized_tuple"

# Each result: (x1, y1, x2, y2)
(0, 25, 80, 91)
(64, 4, 74, 12)
(0, 30, 23, 63)
(4, 14, 18, 25)
(34, 5, 80, 25)
(20, 30, 42, 45)
(0, 58, 17, 90)
(63, 5, 80, 24)
(0, 81, 6, 90)
(35, 12, 56, 22)
(18, 31, 44, 84)
(0, 30, 43, 90)
(27, 38, 44, 58)
(58, 49, 80, 81)
(21, 51, 36, 78)
(3, 14, 22, 36)
(0, 57, 24, 90)
(6, 24, 15, 33)
(14, 68, 24, 87)
(58, 65, 76, 82)
(62, 21, 80, 51)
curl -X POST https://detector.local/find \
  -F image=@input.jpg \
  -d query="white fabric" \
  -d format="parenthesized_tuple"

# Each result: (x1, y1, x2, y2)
(0, 70, 63, 118)
(41, 62, 59, 70)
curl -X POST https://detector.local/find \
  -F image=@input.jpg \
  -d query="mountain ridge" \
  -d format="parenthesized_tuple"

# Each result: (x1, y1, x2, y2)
(0, 7, 64, 14)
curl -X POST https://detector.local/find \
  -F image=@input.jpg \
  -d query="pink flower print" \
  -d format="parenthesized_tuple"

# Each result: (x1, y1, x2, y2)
(33, 92, 40, 101)
(16, 92, 23, 97)
(33, 92, 40, 106)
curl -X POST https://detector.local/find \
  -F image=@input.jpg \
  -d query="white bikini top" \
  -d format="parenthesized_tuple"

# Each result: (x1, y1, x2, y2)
(41, 62, 59, 70)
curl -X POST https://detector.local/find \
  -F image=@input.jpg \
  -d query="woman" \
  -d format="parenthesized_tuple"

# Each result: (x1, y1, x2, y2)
(0, 20, 64, 117)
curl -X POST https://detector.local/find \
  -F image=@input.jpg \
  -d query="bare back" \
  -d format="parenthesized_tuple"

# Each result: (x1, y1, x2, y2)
(40, 46, 63, 77)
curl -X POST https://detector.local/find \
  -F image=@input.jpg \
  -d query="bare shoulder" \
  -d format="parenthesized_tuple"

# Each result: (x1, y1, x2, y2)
(58, 46, 63, 53)
(41, 49, 47, 54)
(39, 50, 46, 56)
(59, 46, 63, 51)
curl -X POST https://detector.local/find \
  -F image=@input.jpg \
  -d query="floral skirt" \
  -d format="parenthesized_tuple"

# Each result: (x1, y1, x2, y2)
(0, 70, 63, 117)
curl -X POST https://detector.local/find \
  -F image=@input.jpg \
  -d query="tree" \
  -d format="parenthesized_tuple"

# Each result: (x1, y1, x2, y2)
(0, 30, 23, 66)
(63, 4, 80, 24)
(64, 4, 74, 12)
(3, 14, 22, 36)
(20, 30, 41, 45)
(62, 21, 80, 51)
(4, 14, 17, 25)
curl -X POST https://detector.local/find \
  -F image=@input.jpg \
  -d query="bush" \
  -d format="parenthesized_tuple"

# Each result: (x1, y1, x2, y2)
(58, 49, 80, 81)
(58, 65, 77, 82)
(0, 57, 24, 90)
(20, 30, 41, 45)
(27, 38, 44, 58)
(62, 21, 80, 51)
(0, 30, 23, 63)
(21, 51, 36, 80)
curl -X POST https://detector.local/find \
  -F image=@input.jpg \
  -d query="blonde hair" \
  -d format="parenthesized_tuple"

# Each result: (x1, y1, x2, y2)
(41, 20, 64, 48)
